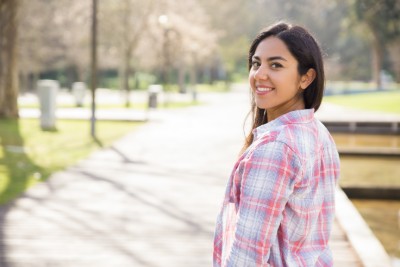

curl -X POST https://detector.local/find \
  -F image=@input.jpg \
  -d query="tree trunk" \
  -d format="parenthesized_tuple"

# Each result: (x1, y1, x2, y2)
(0, 0, 19, 118)
(119, 0, 132, 108)
(19, 72, 28, 93)
(178, 61, 186, 93)
(190, 53, 198, 102)
(31, 71, 39, 92)
(369, 25, 383, 90)
(388, 40, 400, 83)
(119, 48, 132, 108)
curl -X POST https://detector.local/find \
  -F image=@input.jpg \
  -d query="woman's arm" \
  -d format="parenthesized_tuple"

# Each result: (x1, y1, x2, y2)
(225, 140, 302, 266)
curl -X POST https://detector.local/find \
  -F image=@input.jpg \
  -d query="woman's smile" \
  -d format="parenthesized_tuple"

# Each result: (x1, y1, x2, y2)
(255, 85, 274, 95)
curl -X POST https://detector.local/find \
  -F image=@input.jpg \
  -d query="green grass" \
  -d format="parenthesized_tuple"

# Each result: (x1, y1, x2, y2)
(327, 81, 400, 92)
(323, 91, 400, 114)
(0, 119, 143, 204)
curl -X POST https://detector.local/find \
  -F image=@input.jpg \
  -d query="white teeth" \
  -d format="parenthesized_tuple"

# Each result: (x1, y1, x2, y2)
(257, 87, 273, 92)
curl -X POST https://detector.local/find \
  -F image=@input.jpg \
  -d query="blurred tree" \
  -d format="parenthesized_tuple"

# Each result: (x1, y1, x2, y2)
(15, 0, 398, 96)
(17, 0, 217, 97)
(353, 0, 400, 88)
(160, 0, 218, 86)
(312, 1, 373, 81)
(388, 42, 400, 82)
(132, 0, 218, 88)
(19, 0, 90, 89)
(199, 0, 347, 83)
(100, 0, 154, 107)
(198, 0, 254, 82)
(0, 0, 19, 118)
(275, 0, 348, 80)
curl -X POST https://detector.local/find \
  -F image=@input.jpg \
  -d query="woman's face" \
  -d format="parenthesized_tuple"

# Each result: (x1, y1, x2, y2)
(249, 36, 308, 120)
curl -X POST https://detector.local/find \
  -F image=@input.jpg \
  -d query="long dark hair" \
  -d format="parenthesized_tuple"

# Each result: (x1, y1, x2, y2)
(242, 22, 325, 152)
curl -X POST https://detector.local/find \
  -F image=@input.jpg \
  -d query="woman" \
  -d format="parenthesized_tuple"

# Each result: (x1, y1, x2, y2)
(213, 22, 340, 266)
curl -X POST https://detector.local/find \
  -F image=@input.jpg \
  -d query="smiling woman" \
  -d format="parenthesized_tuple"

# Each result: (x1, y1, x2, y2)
(213, 22, 340, 267)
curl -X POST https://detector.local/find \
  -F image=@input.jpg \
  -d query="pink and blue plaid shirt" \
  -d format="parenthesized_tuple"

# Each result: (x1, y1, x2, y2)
(213, 109, 340, 267)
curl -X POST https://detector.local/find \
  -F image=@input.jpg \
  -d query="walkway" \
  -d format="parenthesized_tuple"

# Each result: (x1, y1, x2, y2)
(0, 88, 390, 266)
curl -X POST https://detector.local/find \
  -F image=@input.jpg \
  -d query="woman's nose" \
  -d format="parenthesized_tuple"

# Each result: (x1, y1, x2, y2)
(254, 67, 268, 80)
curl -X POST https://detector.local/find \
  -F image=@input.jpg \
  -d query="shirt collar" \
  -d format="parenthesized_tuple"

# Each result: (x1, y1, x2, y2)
(253, 109, 315, 140)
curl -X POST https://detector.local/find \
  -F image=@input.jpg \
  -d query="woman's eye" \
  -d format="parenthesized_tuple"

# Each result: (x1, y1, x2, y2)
(271, 63, 282, 69)
(252, 61, 260, 68)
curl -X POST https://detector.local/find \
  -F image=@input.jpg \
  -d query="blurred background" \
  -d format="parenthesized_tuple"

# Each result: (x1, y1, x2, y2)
(0, 0, 399, 266)
(3, 0, 400, 95)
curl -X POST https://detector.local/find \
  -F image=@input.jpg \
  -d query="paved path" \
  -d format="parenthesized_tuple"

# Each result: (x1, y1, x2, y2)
(1, 89, 371, 266)
(2, 91, 245, 267)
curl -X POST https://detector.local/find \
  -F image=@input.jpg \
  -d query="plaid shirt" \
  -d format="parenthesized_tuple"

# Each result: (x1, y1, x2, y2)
(213, 109, 340, 267)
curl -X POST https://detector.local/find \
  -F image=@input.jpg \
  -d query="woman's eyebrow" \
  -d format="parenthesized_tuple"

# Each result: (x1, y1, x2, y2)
(267, 56, 287, 61)
(252, 55, 287, 61)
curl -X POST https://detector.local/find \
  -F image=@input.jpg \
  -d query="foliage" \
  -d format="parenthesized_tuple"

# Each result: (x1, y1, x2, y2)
(10, 0, 400, 97)
(19, 0, 91, 88)
(351, 0, 400, 87)
(218, 36, 250, 80)
(354, 0, 400, 42)
(16, 0, 219, 91)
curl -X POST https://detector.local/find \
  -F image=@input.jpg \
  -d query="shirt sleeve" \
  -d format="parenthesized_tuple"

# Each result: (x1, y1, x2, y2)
(225, 140, 303, 266)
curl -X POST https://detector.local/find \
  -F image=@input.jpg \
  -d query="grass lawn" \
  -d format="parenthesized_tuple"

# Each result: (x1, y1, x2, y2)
(0, 119, 143, 204)
(323, 90, 400, 114)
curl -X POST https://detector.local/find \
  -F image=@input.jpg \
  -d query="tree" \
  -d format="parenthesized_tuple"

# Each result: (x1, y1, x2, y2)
(99, 0, 154, 107)
(19, 0, 91, 90)
(155, 0, 218, 87)
(388, 41, 400, 82)
(198, 0, 254, 82)
(198, 0, 348, 82)
(0, 0, 19, 118)
(353, 0, 400, 88)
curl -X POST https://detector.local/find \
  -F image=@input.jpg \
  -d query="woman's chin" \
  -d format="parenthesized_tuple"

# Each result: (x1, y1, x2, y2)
(255, 102, 269, 110)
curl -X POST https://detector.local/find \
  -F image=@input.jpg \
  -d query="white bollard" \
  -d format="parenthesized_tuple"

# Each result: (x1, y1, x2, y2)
(37, 79, 59, 130)
(72, 82, 86, 107)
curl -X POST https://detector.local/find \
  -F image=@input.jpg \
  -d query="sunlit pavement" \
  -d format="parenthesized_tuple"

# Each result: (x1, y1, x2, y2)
(1, 89, 248, 266)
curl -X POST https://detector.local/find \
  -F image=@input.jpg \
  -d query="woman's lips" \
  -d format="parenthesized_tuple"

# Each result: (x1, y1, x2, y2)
(255, 86, 274, 95)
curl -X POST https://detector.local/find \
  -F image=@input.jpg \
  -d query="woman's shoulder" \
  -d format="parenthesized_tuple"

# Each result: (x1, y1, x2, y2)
(248, 128, 300, 159)
(248, 116, 335, 158)
(274, 118, 337, 157)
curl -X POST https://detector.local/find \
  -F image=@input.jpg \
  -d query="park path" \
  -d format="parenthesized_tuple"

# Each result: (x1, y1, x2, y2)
(0, 88, 366, 266)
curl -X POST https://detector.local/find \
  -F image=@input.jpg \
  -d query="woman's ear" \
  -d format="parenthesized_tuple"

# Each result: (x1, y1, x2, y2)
(300, 68, 316, 90)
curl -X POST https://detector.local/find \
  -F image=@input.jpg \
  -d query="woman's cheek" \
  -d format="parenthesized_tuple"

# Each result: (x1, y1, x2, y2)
(249, 72, 255, 86)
